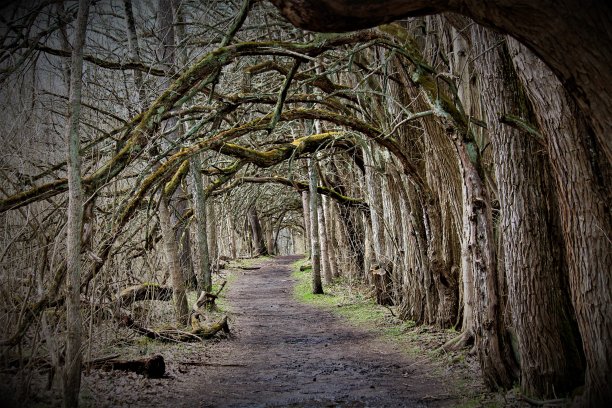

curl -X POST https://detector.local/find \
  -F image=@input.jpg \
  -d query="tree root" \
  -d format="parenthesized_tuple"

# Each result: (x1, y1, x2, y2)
(438, 329, 474, 353)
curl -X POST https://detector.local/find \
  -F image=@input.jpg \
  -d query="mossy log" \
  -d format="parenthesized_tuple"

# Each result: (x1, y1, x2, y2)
(191, 316, 231, 338)
(91, 354, 166, 378)
(119, 314, 229, 342)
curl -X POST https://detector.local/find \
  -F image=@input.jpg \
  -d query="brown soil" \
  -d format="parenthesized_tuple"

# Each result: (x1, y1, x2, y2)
(157, 255, 460, 407)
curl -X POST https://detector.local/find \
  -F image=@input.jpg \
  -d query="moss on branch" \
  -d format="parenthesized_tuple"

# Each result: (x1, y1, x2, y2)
(1, 32, 378, 214)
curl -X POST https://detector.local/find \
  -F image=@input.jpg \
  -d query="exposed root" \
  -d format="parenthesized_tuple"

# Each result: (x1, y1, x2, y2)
(438, 329, 474, 353)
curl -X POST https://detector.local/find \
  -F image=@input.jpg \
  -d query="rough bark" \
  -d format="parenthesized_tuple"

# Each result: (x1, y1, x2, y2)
(509, 39, 611, 407)
(454, 133, 515, 389)
(63, 1, 90, 406)
(474, 27, 582, 398)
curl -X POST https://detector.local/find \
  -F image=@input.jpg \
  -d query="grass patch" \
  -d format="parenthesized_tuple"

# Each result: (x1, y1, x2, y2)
(292, 258, 400, 332)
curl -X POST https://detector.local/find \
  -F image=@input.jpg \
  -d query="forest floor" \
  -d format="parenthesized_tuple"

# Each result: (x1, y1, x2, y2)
(3, 255, 525, 407)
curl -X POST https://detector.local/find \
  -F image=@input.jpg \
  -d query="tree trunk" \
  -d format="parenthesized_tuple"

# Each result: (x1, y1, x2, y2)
(63, 1, 90, 406)
(122, 0, 146, 106)
(264, 218, 275, 255)
(190, 153, 211, 292)
(159, 198, 189, 326)
(364, 145, 386, 264)
(158, 0, 197, 290)
(322, 196, 339, 279)
(207, 201, 219, 267)
(247, 205, 268, 256)
(301, 191, 311, 257)
(308, 158, 323, 294)
(317, 200, 332, 284)
(227, 213, 237, 259)
(509, 39, 611, 406)
(456, 141, 515, 389)
(474, 26, 583, 398)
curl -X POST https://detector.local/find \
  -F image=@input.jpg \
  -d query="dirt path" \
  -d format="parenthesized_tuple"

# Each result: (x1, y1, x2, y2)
(165, 255, 457, 407)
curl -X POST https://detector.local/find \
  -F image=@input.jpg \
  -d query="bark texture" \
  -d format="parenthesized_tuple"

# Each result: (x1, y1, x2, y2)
(473, 26, 582, 398)
(509, 39, 611, 407)
(247, 205, 268, 256)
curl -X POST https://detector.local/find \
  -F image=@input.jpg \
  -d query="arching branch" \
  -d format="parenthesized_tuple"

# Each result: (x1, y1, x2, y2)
(231, 176, 368, 210)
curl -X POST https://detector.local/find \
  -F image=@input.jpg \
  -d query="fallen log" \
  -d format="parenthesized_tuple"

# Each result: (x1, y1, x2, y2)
(120, 314, 229, 342)
(237, 266, 260, 270)
(117, 283, 172, 307)
(90, 354, 165, 378)
(192, 316, 230, 338)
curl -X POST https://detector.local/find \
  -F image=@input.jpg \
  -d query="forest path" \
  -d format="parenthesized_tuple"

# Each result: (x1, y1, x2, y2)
(171, 255, 458, 407)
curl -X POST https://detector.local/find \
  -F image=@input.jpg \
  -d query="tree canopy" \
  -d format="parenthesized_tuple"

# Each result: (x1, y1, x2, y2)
(0, 1, 609, 406)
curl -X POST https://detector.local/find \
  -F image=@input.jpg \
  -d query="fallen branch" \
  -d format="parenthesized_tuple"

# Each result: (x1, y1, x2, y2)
(237, 266, 260, 270)
(90, 354, 166, 378)
(119, 314, 229, 342)
(180, 361, 246, 367)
